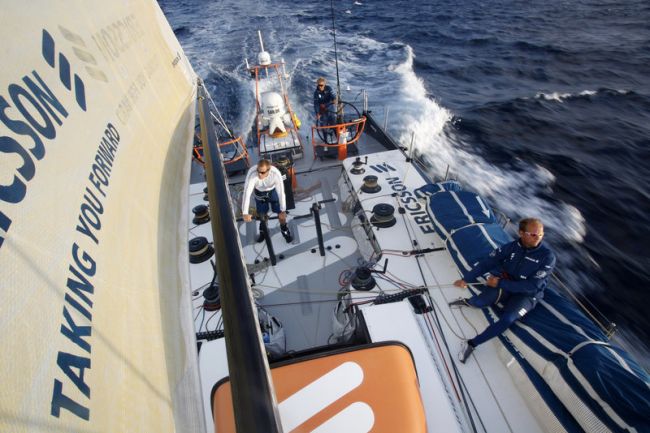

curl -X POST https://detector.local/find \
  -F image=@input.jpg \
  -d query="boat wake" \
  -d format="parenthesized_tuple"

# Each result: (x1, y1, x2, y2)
(383, 45, 586, 246)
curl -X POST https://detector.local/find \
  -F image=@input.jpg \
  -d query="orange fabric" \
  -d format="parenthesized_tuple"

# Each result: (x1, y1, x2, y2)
(288, 167, 297, 189)
(212, 344, 427, 433)
(270, 129, 289, 138)
(336, 126, 347, 160)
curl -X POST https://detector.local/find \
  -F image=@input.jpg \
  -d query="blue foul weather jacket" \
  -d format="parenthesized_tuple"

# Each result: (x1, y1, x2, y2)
(313, 85, 336, 114)
(464, 240, 556, 298)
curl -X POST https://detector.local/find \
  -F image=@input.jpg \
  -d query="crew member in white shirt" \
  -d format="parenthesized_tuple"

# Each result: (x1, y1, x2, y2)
(242, 159, 293, 243)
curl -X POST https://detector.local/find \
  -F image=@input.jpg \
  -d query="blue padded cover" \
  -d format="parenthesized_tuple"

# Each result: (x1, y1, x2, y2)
(414, 180, 462, 197)
(428, 191, 497, 240)
(446, 223, 513, 276)
(510, 288, 650, 433)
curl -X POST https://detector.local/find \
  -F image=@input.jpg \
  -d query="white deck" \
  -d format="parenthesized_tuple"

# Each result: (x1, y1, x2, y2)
(191, 147, 549, 432)
(343, 151, 546, 433)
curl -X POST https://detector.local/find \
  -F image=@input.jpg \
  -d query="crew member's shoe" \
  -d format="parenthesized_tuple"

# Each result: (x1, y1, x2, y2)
(448, 298, 470, 308)
(459, 340, 475, 363)
(280, 224, 293, 243)
(256, 224, 266, 243)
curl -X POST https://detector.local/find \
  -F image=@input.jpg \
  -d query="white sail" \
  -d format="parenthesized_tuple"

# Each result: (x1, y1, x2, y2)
(0, 1, 203, 432)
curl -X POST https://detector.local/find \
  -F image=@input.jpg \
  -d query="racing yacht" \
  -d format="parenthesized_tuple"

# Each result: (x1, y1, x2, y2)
(1, 1, 648, 433)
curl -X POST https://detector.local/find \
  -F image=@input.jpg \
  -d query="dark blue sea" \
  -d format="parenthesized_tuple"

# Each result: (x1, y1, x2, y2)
(159, 0, 650, 368)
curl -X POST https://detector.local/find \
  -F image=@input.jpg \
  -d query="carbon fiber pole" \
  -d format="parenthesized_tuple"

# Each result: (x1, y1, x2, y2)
(197, 81, 282, 433)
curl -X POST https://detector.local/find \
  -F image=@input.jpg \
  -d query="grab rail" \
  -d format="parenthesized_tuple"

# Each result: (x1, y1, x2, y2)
(193, 135, 250, 167)
(311, 116, 366, 160)
(197, 80, 283, 433)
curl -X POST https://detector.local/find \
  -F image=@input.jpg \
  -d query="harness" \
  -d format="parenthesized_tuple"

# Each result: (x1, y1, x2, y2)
(254, 188, 273, 203)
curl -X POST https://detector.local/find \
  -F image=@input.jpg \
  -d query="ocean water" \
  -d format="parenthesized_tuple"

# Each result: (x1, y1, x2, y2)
(159, 0, 650, 367)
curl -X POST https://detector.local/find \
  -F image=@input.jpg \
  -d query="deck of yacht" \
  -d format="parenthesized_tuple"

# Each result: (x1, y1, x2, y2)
(188, 119, 548, 432)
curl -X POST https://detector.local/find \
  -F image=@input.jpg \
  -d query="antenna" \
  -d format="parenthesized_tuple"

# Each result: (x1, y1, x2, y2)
(330, 0, 341, 106)
(258, 30, 265, 52)
(281, 57, 288, 79)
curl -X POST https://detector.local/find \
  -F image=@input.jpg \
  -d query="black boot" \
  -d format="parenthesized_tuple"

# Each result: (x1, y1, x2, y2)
(280, 224, 293, 243)
(256, 223, 266, 243)
(448, 298, 470, 308)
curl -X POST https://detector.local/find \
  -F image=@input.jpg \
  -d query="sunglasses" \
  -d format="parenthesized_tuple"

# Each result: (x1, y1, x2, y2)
(318, 84, 325, 87)
(523, 231, 543, 238)
(257, 170, 269, 175)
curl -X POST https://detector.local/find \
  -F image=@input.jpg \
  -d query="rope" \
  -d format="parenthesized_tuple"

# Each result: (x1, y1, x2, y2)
(551, 273, 615, 336)
(396, 206, 484, 428)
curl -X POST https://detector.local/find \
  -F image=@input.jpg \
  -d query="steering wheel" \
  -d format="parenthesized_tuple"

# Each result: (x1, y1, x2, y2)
(316, 100, 363, 145)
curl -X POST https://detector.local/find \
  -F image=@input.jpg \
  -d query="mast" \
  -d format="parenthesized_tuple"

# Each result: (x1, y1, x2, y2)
(330, 0, 342, 111)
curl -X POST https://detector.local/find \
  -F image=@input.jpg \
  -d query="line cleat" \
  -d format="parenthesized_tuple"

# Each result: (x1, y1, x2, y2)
(448, 298, 470, 308)
(280, 224, 293, 243)
(459, 341, 475, 363)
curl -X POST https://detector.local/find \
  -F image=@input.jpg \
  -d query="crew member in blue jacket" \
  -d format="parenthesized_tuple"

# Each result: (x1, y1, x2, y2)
(313, 77, 337, 121)
(450, 217, 556, 363)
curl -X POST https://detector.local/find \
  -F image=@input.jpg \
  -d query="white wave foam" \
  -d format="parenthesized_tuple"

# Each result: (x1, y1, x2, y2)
(391, 45, 452, 140)
(535, 88, 630, 103)
(383, 47, 586, 243)
(536, 91, 573, 102)
(415, 134, 586, 243)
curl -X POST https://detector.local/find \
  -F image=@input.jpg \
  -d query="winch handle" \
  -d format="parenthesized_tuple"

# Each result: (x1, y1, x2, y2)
(369, 258, 389, 275)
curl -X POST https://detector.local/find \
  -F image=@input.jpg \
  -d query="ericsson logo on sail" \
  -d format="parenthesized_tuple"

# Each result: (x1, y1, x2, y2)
(0, 29, 92, 248)
(1, 27, 123, 422)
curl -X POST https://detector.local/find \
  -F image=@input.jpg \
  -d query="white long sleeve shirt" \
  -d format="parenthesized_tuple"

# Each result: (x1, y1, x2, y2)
(241, 165, 286, 214)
